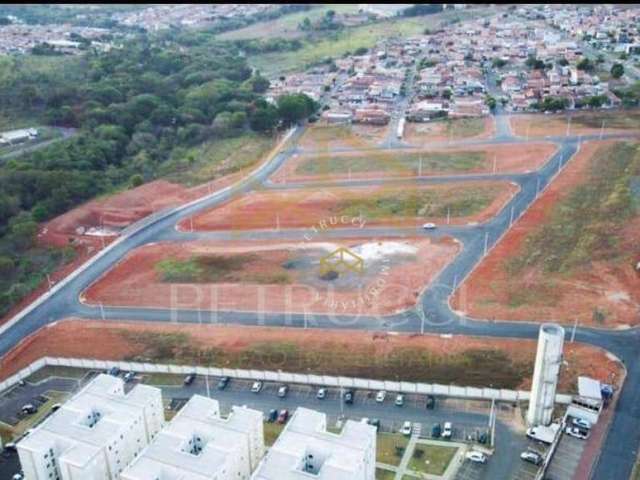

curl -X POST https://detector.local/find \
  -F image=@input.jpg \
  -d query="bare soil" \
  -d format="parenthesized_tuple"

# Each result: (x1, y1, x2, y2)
(0, 319, 622, 393)
(271, 142, 556, 184)
(83, 237, 460, 316)
(181, 181, 519, 231)
(404, 117, 495, 145)
(451, 140, 640, 328)
(510, 111, 640, 138)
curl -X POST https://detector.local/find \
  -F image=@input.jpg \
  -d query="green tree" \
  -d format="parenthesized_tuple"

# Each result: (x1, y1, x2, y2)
(130, 174, 144, 187)
(611, 63, 625, 79)
(276, 93, 316, 125)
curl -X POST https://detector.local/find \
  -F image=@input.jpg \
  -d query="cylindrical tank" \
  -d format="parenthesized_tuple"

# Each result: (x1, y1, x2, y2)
(527, 323, 565, 426)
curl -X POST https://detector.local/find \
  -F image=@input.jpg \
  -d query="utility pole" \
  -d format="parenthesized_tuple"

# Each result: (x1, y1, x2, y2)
(46, 274, 53, 291)
(484, 232, 489, 256)
(536, 177, 541, 197)
(452, 274, 458, 291)
(447, 206, 451, 225)
(566, 115, 571, 137)
(600, 119, 605, 140)
(419, 308, 425, 335)
(99, 303, 105, 321)
(419, 157, 423, 177)
(493, 154, 497, 174)
(509, 205, 515, 227)
(571, 318, 578, 343)
(205, 372, 210, 398)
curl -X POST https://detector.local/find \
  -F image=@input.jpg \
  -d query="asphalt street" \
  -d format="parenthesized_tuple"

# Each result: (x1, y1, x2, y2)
(0, 115, 639, 479)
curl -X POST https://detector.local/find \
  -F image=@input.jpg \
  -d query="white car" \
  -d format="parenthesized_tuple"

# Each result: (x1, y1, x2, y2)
(395, 394, 404, 407)
(465, 451, 487, 464)
(571, 417, 591, 430)
(442, 422, 453, 439)
(401, 421, 412, 436)
(565, 426, 588, 440)
(316, 387, 327, 399)
(251, 381, 263, 393)
(422, 222, 437, 230)
(376, 390, 386, 403)
(520, 451, 543, 465)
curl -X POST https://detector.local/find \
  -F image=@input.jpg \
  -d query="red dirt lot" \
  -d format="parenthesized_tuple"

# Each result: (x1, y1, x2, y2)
(509, 111, 640, 138)
(404, 116, 496, 144)
(180, 181, 519, 231)
(271, 142, 557, 184)
(0, 318, 622, 394)
(83, 237, 461, 316)
(298, 123, 389, 151)
(451, 140, 640, 328)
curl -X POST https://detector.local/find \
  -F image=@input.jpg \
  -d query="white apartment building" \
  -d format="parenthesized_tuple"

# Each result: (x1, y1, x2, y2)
(121, 395, 264, 480)
(251, 407, 376, 480)
(17, 374, 164, 480)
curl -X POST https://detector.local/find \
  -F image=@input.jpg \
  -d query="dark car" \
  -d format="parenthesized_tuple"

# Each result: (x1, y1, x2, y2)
(277, 409, 289, 424)
(343, 390, 354, 404)
(108, 366, 120, 377)
(267, 409, 278, 423)
(217, 376, 230, 390)
(426, 395, 436, 410)
(431, 423, 442, 438)
(183, 373, 196, 386)
(368, 418, 381, 431)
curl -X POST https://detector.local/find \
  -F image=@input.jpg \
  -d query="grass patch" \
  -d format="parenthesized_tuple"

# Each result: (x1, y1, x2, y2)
(297, 151, 486, 176)
(120, 333, 531, 389)
(408, 444, 458, 476)
(334, 185, 500, 219)
(159, 133, 275, 187)
(247, 9, 486, 76)
(264, 421, 285, 446)
(443, 117, 486, 138)
(506, 142, 640, 276)
(377, 433, 410, 466)
(156, 254, 291, 284)
(141, 373, 187, 386)
(572, 111, 640, 129)
(26, 366, 89, 383)
(376, 469, 397, 480)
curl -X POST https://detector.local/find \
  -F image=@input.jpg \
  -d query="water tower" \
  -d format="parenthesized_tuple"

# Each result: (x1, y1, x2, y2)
(527, 323, 565, 426)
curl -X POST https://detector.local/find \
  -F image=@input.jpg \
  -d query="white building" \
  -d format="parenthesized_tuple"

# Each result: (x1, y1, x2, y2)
(121, 395, 264, 480)
(17, 374, 164, 480)
(527, 323, 565, 426)
(252, 407, 376, 480)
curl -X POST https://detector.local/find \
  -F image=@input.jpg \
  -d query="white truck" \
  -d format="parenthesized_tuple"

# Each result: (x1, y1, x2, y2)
(526, 423, 560, 444)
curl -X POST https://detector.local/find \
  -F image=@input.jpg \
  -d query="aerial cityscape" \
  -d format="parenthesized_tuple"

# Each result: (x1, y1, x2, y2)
(0, 3, 638, 480)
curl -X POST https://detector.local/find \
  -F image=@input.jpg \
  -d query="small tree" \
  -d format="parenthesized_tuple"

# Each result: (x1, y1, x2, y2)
(130, 174, 144, 187)
(611, 63, 625, 79)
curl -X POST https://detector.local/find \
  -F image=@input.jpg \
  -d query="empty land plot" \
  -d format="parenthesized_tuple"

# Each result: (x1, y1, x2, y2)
(183, 181, 519, 231)
(404, 117, 495, 145)
(272, 143, 556, 182)
(452, 140, 640, 328)
(82, 237, 460, 316)
(298, 123, 388, 151)
(0, 319, 623, 393)
(510, 110, 640, 138)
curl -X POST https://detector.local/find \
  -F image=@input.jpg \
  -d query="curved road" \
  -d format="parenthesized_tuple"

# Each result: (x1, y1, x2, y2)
(0, 115, 639, 479)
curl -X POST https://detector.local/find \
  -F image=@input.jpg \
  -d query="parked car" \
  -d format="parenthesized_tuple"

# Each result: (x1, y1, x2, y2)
(571, 417, 591, 430)
(267, 409, 278, 423)
(277, 409, 289, 424)
(520, 450, 543, 466)
(123, 371, 135, 383)
(183, 373, 196, 386)
(217, 376, 230, 390)
(432, 423, 442, 438)
(12, 474, 23, 480)
(422, 222, 437, 230)
(343, 390, 354, 404)
(442, 422, 453, 439)
(108, 366, 120, 377)
(278, 385, 289, 398)
(426, 395, 436, 410)
(376, 390, 386, 403)
(251, 381, 263, 393)
(401, 421, 412, 436)
(465, 451, 487, 464)
(395, 394, 404, 407)
(368, 418, 381, 431)
(50, 403, 62, 413)
(565, 426, 588, 440)
(316, 387, 327, 399)
(21, 404, 37, 415)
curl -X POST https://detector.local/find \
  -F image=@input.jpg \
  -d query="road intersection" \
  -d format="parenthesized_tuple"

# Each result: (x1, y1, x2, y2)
(0, 114, 639, 479)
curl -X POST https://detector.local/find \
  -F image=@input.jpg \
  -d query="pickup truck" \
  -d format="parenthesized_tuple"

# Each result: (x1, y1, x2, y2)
(526, 423, 560, 444)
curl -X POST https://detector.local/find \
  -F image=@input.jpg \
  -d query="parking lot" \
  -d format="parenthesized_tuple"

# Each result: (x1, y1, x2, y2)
(1, 368, 533, 480)
(545, 432, 586, 480)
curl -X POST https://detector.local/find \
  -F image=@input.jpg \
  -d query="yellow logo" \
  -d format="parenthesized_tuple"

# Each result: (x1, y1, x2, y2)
(319, 247, 364, 276)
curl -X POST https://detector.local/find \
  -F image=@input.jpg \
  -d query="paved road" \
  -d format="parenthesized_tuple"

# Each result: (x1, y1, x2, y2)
(0, 119, 639, 479)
